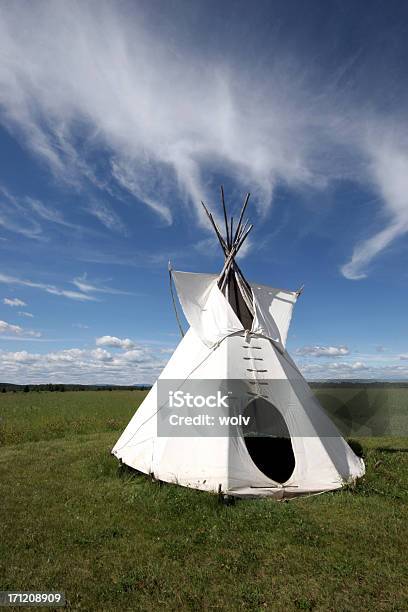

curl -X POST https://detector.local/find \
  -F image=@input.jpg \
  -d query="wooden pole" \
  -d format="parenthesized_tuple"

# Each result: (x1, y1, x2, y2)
(220, 185, 230, 248)
(201, 201, 228, 257)
(234, 224, 253, 254)
(235, 218, 249, 245)
(218, 244, 239, 288)
(202, 191, 253, 318)
(233, 193, 250, 243)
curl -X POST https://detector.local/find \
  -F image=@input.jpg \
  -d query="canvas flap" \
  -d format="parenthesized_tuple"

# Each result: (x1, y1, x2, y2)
(172, 270, 297, 347)
(251, 283, 298, 348)
(172, 270, 243, 346)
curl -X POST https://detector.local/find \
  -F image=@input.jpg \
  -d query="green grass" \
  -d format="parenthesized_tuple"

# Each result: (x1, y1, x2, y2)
(0, 390, 146, 445)
(0, 390, 407, 610)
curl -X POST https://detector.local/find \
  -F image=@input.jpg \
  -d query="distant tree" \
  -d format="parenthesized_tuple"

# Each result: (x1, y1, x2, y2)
(23, 385, 30, 393)
(1, 388, 6, 393)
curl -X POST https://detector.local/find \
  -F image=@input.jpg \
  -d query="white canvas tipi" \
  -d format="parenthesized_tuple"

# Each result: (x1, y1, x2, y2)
(113, 190, 365, 499)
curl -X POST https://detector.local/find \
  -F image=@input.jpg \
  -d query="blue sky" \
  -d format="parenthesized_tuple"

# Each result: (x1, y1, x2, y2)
(0, 0, 408, 383)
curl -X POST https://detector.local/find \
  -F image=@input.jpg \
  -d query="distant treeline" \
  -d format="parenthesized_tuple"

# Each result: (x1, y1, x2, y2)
(0, 381, 408, 393)
(309, 381, 408, 388)
(0, 383, 152, 393)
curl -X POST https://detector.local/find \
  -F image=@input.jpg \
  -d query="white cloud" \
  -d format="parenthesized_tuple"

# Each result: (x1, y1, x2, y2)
(0, 319, 41, 337)
(2, 350, 40, 364)
(296, 345, 350, 358)
(0, 186, 79, 240)
(121, 349, 145, 362)
(27, 197, 75, 227)
(72, 323, 89, 329)
(96, 335, 135, 349)
(78, 248, 183, 269)
(47, 348, 84, 363)
(91, 347, 112, 362)
(399, 354, 408, 361)
(333, 361, 366, 371)
(18, 311, 34, 318)
(160, 347, 175, 355)
(0, 320, 24, 335)
(87, 200, 127, 234)
(0, 344, 166, 384)
(111, 160, 172, 225)
(0, 186, 43, 239)
(1, 342, 406, 384)
(0, 271, 130, 303)
(341, 138, 408, 279)
(46, 287, 97, 301)
(300, 360, 368, 378)
(0, 272, 97, 302)
(3, 297, 26, 307)
(299, 358, 408, 381)
(72, 273, 131, 295)
(0, 3, 407, 274)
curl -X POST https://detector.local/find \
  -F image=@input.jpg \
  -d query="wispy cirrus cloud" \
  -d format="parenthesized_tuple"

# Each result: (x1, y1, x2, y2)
(111, 160, 172, 225)
(0, 185, 83, 242)
(76, 246, 187, 269)
(27, 197, 74, 227)
(3, 297, 26, 307)
(0, 272, 97, 302)
(72, 273, 132, 296)
(0, 271, 131, 302)
(0, 186, 43, 239)
(341, 137, 408, 279)
(86, 200, 127, 234)
(0, 2, 407, 276)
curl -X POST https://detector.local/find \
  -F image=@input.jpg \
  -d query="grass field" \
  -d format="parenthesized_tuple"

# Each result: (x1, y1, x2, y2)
(0, 389, 407, 611)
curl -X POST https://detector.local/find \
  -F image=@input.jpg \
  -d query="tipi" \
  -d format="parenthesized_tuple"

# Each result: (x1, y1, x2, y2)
(113, 189, 365, 499)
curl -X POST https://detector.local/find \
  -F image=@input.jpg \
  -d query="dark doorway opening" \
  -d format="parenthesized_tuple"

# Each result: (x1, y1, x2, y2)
(242, 398, 295, 484)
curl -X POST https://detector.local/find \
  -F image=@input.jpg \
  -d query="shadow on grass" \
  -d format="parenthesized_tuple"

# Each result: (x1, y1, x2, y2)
(114, 448, 369, 506)
(115, 460, 240, 509)
(117, 461, 143, 479)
